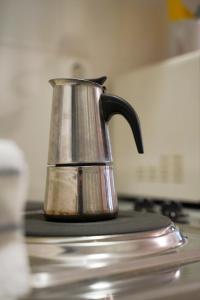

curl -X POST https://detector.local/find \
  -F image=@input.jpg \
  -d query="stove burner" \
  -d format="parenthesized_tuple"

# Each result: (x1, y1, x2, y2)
(25, 203, 189, 295)
(25, 203, 186, 261)
(25, 210, 172, 237)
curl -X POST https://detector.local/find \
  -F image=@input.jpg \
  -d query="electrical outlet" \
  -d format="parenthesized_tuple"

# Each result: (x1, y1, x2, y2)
(136, 154, 184, 184)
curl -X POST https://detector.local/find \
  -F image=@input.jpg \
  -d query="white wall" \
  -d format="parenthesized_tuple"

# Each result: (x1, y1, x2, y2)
(0, 0, 168, 200)
(0, 0, 168, 76)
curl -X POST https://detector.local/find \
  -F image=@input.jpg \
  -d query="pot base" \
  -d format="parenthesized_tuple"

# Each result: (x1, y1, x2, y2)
(44, 211, 118, 222)
(44, 165, 118, 221)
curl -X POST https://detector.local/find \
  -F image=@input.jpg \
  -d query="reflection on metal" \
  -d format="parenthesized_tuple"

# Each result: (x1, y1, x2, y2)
(26, 223, 188, 290)
(174, 269, 181, 279)
(27, 224, 185, 259)
(44, 165, 117, 219)
(24, 223, 200, 300)
(82, 269, 180, 300)
(47, 79, 110, 164)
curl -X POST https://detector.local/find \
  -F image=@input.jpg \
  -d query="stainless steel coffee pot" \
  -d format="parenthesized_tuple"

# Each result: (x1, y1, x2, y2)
(44, 76, 143, 221)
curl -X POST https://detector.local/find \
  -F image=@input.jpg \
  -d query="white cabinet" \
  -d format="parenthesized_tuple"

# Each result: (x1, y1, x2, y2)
(111, 51, 200, 202)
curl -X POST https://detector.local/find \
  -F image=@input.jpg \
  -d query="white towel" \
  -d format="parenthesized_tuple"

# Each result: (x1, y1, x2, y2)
(0, 232, 30, 300)
(0, 140, 30, 299)
(0, 139, 28, 225)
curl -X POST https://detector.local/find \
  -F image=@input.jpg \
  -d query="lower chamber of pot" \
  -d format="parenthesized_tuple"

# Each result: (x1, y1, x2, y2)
(43, 164, 118, 222)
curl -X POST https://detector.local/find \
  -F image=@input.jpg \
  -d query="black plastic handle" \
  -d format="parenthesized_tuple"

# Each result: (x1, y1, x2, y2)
(100, 93, 144, 153)
(88, 76, 107, 85)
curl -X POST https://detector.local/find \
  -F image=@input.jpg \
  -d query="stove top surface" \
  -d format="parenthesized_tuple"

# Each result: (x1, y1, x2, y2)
(26, 210, 172, 237)
(22, 202, 200, 300)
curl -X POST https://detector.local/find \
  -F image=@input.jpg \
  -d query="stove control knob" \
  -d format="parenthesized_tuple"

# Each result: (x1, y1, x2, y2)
(161, 201, 188, 224)
(134, 198, 155, 213)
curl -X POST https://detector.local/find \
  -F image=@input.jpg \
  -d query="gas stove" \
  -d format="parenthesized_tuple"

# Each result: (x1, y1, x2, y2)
(21, 201, 200, 300)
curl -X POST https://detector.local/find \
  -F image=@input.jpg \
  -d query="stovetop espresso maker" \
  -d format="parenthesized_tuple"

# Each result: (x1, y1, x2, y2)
(44, 76, 143, 221)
